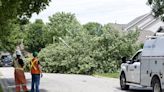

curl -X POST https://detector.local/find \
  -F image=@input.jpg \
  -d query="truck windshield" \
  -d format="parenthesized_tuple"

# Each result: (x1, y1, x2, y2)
(132, 51, 142, 62)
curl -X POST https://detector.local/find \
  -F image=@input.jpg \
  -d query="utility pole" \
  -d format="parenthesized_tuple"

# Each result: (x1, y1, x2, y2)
(58, 37, 72, 49)
(53, 36, 72, 49)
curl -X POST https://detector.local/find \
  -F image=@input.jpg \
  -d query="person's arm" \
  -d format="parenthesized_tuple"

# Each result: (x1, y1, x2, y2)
(38, 61, 43, 77)
(12, 58, 17, 68)
(28, 60, 30, 69)
(12, 60, 15, 67)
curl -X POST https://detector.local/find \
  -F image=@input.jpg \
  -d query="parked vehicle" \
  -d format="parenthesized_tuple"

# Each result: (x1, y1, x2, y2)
(120, 34, 164, 92)
(0, 53, 13, 67)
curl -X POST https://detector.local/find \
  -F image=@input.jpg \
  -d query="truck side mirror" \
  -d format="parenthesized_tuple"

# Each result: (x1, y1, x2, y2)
(121, 57, 127, 63)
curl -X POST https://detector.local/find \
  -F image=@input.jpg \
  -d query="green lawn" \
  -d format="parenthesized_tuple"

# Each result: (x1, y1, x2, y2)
(0, 84, 2, 92)
(93, 72, 120, 78)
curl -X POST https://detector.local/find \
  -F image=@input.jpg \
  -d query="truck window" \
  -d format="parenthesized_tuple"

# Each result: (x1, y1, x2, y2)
(132, 52, 142, 63)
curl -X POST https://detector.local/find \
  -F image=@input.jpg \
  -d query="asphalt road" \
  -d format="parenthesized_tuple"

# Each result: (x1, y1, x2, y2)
(0, 67, 152, 92)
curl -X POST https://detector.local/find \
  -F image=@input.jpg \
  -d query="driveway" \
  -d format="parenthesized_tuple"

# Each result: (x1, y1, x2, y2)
(0, 67, 151, 92)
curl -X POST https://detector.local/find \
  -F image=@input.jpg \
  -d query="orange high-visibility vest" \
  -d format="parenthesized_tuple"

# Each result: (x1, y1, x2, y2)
(31, 58, 41, 74)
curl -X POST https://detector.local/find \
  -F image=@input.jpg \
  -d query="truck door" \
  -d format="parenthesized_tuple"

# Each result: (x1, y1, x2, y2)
(128, 51, 141, 83)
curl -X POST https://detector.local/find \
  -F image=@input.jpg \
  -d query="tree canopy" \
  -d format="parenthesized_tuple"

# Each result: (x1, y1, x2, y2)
(47, 12, 82, 43)
(0, 0, 50, 22)
(23, 19, 48, 52)
(0, 0, 51, 52)
(148, 0, 164, 20)
(83, 22, 103, 35)
(33, 12, 141, 74)
(0, 20, 20, 52)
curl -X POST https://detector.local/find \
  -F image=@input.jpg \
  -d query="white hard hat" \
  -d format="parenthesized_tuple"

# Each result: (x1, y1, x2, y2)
(16, 50, 21, 56)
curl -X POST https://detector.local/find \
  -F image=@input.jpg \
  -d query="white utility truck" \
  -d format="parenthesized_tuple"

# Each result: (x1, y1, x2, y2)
(120, 34, 164, 92)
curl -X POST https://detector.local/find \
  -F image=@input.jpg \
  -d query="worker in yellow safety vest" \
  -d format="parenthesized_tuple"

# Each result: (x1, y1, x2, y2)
(30, 51, 42, 92)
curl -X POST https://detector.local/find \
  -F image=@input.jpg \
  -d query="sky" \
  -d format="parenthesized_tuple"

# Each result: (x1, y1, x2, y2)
(30, 0, 151, 24)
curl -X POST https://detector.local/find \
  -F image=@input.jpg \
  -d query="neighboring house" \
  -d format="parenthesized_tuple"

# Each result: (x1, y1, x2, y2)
(107, 23, 126, 31)
(124, 13, 164, 42)
(137, 30, 154, 43)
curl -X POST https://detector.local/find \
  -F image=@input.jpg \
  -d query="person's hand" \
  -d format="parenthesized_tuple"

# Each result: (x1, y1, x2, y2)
(41, 73, 43, 78)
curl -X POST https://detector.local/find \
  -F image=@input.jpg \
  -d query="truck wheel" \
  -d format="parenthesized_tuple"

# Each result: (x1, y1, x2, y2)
(120, 73, 129, 90)
(152, 78, 162, 92)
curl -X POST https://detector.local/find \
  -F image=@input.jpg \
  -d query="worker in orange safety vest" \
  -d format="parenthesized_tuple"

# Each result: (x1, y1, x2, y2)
(30, 51, 42, 92)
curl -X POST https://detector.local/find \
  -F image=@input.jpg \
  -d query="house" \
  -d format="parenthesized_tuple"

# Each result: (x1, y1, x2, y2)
(124, 13, 164, 42)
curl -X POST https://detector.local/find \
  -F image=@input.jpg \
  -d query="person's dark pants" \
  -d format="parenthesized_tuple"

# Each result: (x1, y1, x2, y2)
(31, 74, 40, 92)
